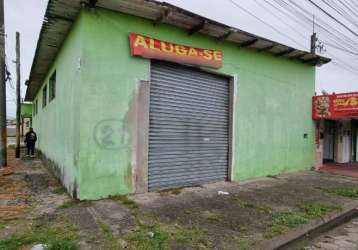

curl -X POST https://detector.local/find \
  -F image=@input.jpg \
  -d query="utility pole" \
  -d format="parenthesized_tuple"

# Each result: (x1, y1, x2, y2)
(310, 15, 317, 54)
(15, 32, 20, 158)
(0, 0, 6, 167)
(311, 33, 317, 54)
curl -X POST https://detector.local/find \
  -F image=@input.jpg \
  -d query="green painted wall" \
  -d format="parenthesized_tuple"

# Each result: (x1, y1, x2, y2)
(31, 14, 83, 197)
(21, 103, 32, 118)
(32, 8, 316, 200)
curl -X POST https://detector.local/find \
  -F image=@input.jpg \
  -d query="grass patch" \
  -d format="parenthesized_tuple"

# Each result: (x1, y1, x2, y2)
(299, 203, 341, 218)
(159, 187, 183, 196)
(265, 212, 307, 238)
(7, 144, 16, 150)
(44, 239, 79, 250)
(125, 222, 208, 250)
(171, 225, 208, 247)
(236, 198, 271, 213)
(202, 210, 220, 223)
(52, 186, 67, 195)
(235, 237, 257, 250)
(109, 195, 138, 209)
(265, 202, 342, 239)
(98, 222, 120, 250)
(319, 187, 358, 199)
(59, 200, 80, 209)
(125, 224, 170, 250)
(59, 200, 92, 209)
(0, 219, 79, 250)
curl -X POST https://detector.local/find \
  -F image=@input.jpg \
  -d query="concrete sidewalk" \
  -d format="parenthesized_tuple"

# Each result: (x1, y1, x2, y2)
(0, 155, 358, 250)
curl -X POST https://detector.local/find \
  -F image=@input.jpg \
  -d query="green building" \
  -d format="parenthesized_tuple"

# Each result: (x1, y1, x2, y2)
(21, 102, 32, 137)
(25, 0, 330, 200)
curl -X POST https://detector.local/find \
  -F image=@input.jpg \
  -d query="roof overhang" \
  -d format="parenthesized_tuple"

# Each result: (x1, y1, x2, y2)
(25, 0, 331, 101)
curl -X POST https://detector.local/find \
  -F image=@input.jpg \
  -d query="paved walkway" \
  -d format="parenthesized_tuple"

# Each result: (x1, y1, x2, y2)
(306, 218, 358, 250)
(319, 163, 358, 178)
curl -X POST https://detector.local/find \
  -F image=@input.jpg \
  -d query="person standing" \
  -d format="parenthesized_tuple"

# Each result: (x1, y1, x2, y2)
(24, 128, 37, 157)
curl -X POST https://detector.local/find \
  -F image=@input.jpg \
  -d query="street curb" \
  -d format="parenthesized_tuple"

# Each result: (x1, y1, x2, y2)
(254, 201, 358, 250)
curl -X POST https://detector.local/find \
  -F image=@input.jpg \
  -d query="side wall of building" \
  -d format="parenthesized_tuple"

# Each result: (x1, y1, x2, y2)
(77, 8, 315, 200)
(31, 14, 84, 197)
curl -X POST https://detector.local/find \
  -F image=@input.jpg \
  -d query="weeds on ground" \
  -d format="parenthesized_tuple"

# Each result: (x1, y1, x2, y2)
(98, 222, 120, 250)
(236, 198, 271, 213)
(234, 237, 257, 250)
(299, 203, 342, 218)
(109, 195, 139, 209)
(170, 225, 208, 247)
(59, 200, 80, 209)
(125, 223, 170, 250)
(319, 187, 358, 199)
(124, 221, 208, 250)
(265, 212, 307, 238)
(265, 202, 341, 238)
(0, 219, 79, 250)
(159, 187, 183, 196)
(59, 199, 92, 209)
(52, 186, 67, 194)
(44, 239, 79, 250)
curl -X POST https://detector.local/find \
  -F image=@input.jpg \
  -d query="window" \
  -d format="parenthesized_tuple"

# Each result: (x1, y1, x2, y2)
(49, 71, 56, 102)
(42, 85, 47, 108)
(33, 99, 38, 115)
(35, 99, 38, 114)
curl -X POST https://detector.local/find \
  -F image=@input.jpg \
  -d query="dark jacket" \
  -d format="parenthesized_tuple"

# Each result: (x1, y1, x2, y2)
(24, 131, 37, 144)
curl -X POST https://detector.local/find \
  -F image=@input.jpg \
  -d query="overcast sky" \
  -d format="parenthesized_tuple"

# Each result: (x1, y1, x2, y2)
(5, 0, 358, 117)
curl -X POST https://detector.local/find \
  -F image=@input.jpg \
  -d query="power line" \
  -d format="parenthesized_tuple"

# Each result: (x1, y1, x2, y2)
(305, 0, 358, 39)
(227, 0, 306, 49)
(324, 42, 358, 56)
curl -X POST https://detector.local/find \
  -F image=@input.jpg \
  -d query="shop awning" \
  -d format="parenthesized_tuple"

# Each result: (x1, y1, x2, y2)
(25, 0, 331, 101)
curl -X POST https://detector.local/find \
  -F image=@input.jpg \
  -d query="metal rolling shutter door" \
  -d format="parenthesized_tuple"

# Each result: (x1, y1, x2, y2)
(149, 61, 229, 190)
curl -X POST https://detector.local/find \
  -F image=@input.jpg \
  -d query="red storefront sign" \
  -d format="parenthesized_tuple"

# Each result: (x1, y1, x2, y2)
(312, 92, 358, 120)
(129, 33, 222, 68)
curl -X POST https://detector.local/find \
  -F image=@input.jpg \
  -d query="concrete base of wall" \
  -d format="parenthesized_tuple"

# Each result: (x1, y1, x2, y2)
(37, 150, 78, 199)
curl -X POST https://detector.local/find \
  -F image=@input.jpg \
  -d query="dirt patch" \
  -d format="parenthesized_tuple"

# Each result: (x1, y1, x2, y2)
(132, 171, 358, 249)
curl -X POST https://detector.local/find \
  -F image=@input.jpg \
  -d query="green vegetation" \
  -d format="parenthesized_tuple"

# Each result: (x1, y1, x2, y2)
(59, 200, 80, 209)
(124, 222, 208, 250)
(299, 203, 342, 218)
(125, 224, 170, 250)
(0, 219, 79, 250)
(235, 237, 257, 250)
(109, 195, 138, 209)
(59, 199, 92, 209)
(265, 202, 341, 238)
(202, 210, 220, 222)
(319, 187, 358, 199)
(236, 198, 271, 213)
(52, 186, 67, 194)
(159, 187, 183, 195)
(44, 239, 79, 250)
(98, 222, 120, 250)
(7, 144, 16, 150)
(265, 212, 307, 238)
(171, 225, 208, 247)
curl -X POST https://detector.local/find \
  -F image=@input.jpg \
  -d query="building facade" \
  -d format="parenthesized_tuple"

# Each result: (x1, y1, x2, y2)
(25, 0, 330, 200)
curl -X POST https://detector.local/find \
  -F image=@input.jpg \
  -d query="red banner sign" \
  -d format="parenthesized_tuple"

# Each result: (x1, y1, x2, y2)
(129, 33, 222, 68)
(312, 92, 358, 120)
